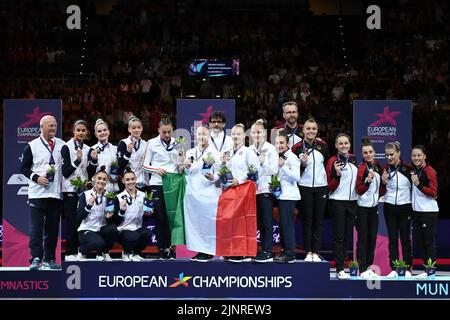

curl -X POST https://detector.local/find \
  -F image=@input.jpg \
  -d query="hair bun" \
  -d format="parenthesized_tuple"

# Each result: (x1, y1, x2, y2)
(124, 166, 133, 174)
(255, 118, 267, 129)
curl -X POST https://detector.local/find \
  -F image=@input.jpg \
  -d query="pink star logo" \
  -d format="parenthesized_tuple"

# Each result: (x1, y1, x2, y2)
(369, 106, 401, 126)
(19, 107, 52, 128)
(198, 105, 215, 123)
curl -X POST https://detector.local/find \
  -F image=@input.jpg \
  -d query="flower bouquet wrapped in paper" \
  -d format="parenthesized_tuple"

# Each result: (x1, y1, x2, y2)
(201, 152, 216, 174)
(219, 165, 234, 188)
(269, 174, 282, 198)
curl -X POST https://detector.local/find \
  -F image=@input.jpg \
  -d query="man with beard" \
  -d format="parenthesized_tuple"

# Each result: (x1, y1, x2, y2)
(271, 101, 303, 146)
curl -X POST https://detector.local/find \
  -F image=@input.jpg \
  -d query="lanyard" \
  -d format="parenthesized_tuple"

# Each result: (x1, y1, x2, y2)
(195, 146, 207, 161)
(211, 131, 226, 152)
(160, 137, 176, 152)
(253, 142, 266, 156)
(413, 165, 424, 177)
(97, 142, 109, 153)
(40, 136, 55, 165)
(302, 140, 315, 155)
(130, 136, 141, 152)
(388, 164, 400, 180)
(91, 188, 105, 205)
(285, 123, 298, 146)
(337, 153, 349, 167)
(122, 190, 135, 205)
(134, 139, 141, 152)
(230, 144, 244, 160)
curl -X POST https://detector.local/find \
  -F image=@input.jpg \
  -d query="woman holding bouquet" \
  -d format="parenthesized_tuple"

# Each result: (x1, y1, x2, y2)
(221, 124, 260, 187)
(220, 123, 260, 263)
(61, 119, 91, 262)
(114, 168, 151, 261)
(181, 126, 221, 262)
(273, 129, 301, 263)
(87, 119, 119, 192)
(77, 167, 119, 261)
(142, 115, 179, 260)
(249, 119, 279, 263)
(117, 116, 149, 191)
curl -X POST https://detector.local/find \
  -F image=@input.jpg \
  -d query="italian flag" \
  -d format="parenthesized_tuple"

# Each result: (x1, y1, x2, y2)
(162, 173, 257, 256)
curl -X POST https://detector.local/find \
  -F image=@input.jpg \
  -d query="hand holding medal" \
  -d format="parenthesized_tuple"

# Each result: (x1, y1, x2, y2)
(300, 151, 308, 166)
(127, 136, 134, 153)
(410, 171, 419, 186)
(334, 160, 344, 176)
(87, 192, 96, 206)
(119, 196, 128, 211)
(382, 170, 389, 184)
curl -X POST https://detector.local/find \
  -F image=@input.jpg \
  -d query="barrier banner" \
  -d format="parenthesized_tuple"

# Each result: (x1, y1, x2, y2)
(353, 100, 412, 275)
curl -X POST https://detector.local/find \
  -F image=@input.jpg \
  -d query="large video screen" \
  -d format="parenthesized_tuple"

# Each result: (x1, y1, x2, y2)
(188, 59, 239, 77)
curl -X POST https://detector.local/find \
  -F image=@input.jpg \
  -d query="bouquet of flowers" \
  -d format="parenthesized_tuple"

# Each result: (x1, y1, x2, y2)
(46, 165, 56, 182)
(269, 174, 282, 198)
(201, 152, 216, 174)
(143, 190, 158, 216)
(109, 161, 119, 182)
(70, 176, 90, 195)
(219, 165, 234, 188)
(105, 191, 116, 214)
(247, 165, 258, 182)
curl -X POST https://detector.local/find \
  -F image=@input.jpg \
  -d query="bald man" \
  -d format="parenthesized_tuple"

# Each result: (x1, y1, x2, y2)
(20, 115, 65, 270)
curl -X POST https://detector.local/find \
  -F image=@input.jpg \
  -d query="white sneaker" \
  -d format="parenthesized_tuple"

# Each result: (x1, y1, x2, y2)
(77, 253, 87, 261)
(337, 270, 351, 279)
(361, 269, 378, 279)
(122, 253, 131, 262)
(131, 254, 144, 262)
(405, 271, 412, 278)
(386, 270, 398, 278)
(360, 270, 371, 278)
(64, 254, 78, 262)
(304, 253, 313, 262)
(103, 253, 113, 262)
(96, 255, 105, 261)
(414, 272, 428, 279)
(312, 254, 322, 262)
(368, 269, 379, 277)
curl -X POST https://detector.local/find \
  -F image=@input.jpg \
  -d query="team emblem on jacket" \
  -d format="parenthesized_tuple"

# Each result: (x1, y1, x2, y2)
(316, 145, 321, 151)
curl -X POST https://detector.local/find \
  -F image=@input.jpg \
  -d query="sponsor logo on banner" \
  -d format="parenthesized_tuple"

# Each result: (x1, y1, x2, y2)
(367, 106, 401, 141)
(16, 107, 51, 143)
(7, 174, 29, 196)
(0, 224, 3, 243)
(170, 273, 193, 288)
(177, 99, 235, 147)
(98, 272, 293, 289)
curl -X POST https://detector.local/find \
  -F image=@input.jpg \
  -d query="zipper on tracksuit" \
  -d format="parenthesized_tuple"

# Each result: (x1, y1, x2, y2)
(348, 165, 353, 200)
(395, 173, 399, 205)
(312, 151, 315, 187)
(372, 174, 378, 207)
